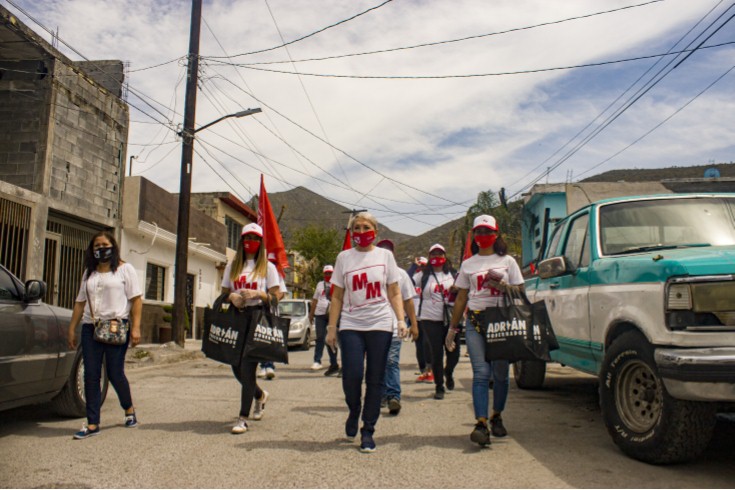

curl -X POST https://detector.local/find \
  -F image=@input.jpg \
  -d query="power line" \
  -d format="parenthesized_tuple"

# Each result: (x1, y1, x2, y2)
(204, 0, 395, 59)
(505, 0, 731, 195)
(228, 0, 667, 67)
(211, 41, 734, 79)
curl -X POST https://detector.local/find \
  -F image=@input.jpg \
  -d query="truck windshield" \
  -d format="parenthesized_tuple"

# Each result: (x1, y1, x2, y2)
(278, 301, 306, 317)
(599, 197, 735, 256)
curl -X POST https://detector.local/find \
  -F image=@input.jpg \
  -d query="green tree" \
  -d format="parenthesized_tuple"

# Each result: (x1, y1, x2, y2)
(289, 225, 342, 292)
(459, 189, 522, 260)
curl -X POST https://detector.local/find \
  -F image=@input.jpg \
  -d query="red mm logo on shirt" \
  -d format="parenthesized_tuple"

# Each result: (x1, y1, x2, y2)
(352, 272, 382, 299)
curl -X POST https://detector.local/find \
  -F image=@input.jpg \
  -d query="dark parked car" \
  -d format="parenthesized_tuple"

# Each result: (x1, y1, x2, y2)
(0, 264, 107, 417)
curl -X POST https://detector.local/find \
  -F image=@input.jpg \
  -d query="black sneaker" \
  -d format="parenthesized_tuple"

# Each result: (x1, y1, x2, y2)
(446, 374, 455, 391)
(490, 414, 508, 438)
(470, 422, 491, 447)
(324, 365, 340, 377)
(388, 398, 401, 415)
(434, 388, 445, 400)
(360, 432, 376, 453)
(73, 425, 100, 440)
(345, 414, 359, 441)
(124, 413, 138, 428)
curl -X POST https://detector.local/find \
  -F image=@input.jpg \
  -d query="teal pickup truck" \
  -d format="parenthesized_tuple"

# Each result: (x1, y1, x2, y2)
(522, 193, 735, 464)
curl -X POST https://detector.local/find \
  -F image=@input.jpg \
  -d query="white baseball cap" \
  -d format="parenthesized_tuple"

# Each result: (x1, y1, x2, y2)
(429, 243, 446, 254)
(472, 215, 498, 231)
(267, 252, 277, 262)
(241, 223, 263, 237)
(417, 256, 428, 266)
(323, 265, 334, 273)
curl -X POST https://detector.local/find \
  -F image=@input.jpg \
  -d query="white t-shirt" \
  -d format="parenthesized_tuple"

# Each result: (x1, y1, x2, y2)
(76, 263, 142, 323)
(221, 260, 281, 307)
(312, 280, 332, 316)
(455, 254, 524, 310)
(413, 269, 455, 322)
(392, 268, 416, 337)
(331, 247, 400, 333)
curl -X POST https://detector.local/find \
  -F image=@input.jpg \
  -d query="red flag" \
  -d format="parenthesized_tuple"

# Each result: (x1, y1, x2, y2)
(258, 175, 289, 277)
(462, 230, 473, 261)
(341, 228, 352, 251)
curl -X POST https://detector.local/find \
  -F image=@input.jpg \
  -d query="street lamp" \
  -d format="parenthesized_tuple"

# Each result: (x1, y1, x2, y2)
(171, 107, 261, 345)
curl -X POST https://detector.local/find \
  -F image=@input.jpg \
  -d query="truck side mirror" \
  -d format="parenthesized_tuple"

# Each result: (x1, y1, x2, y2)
(537, 256, 569, 279)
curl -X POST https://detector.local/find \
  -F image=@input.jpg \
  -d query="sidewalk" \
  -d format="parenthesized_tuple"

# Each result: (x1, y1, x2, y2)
(125, 339, 204, 368)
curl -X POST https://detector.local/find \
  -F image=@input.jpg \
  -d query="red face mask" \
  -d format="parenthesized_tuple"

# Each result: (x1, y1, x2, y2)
(429, 256, 446, 267)
(474, 234, 497, 250)
(324, 274, 332, 282)
(352, 230, 376, 247)
(242, 240, 261, 254)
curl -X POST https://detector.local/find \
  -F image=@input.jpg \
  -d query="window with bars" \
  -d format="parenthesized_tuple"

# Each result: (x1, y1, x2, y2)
(145, 262, 166, 301)
(225, 216, 242, 250)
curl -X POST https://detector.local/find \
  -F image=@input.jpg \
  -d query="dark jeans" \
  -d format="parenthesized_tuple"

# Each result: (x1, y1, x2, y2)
(314, 315, 338, 367)
(421, 320, 460, 391)
(230, 308, 264, 417)
(81, 323, 133, 425)
(415, 320, 432, 372)
(339, 329, 392, 435)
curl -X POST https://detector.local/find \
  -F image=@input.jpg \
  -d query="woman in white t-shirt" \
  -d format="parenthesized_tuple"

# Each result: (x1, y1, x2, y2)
(446, 215, 524, 447)
(413, 243, 458, 400)
(325, 212, 408, 453)
(221, 223, 281, 435)
(67, 231, 143, 439)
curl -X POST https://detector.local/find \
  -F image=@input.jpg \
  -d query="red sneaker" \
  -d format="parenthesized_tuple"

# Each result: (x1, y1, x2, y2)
(416, 372, 434, 383)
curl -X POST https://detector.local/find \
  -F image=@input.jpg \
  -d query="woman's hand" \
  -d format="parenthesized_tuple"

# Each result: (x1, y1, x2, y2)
(326, 325, 338, 351)
(67, 326, 77, 350)
(229, 292, 246, 309)
(397, 320, 409, 339)
(130, 326, 141, 347)
(445, 327, 458, 352)
(409, 324, 419, 341)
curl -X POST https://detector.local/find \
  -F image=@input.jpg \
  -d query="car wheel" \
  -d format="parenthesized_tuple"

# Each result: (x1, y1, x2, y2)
(301, 329, 311, 351)
(512, 360, 546, 389)
(599, 330, 716, 464)
(50, 351, 109, 418)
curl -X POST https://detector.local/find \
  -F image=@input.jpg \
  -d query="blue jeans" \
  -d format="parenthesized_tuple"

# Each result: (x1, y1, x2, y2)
(81, 323, 133, 425)
(382, 336, 402, 400)
(339, 329, 392, 435)
(260, 361, 275, 369)
(314, 315, 338, 367)
(464, 318, 510, 419)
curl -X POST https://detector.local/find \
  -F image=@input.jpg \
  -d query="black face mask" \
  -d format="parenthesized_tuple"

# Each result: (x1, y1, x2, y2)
(94, 247, 114, 262)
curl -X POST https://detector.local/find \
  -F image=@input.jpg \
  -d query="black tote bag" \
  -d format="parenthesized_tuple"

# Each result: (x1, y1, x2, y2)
(201, 293, 248, 365)
(471, 291, 558, 363)
(243, 305, 291, 364)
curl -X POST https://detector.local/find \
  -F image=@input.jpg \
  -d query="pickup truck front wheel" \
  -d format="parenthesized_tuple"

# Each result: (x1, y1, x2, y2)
(600, 331, 715, 464)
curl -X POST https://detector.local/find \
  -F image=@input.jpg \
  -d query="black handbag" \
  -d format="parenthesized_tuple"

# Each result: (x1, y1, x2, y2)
(243, 304, 291, 364)
(470, 290, 558, 363)
(201, 293, 248, 365)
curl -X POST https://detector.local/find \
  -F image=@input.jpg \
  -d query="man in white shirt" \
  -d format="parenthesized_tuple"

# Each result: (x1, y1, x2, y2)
(309, 265, 340, 375)
(376, 239, 419, 415)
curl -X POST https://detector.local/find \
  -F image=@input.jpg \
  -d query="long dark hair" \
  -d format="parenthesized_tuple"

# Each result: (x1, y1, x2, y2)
(84, 230, 121, 279)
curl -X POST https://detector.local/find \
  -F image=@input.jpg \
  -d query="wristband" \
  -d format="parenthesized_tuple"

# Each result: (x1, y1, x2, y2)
(327, 325, 337, 330)
(450, 326, 460, 333)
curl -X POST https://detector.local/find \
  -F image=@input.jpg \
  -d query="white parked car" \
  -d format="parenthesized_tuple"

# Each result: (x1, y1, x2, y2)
(278, 299, 314, 350)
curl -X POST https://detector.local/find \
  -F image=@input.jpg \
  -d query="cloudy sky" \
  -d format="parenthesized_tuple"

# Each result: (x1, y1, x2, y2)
(6, 0, 735, 235)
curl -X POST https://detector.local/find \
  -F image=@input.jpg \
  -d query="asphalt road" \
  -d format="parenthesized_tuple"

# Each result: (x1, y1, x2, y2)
(1, 342, 734, 488)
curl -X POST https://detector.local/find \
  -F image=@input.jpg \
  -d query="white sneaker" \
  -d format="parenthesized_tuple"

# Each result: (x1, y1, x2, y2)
(311, 362, 322, 371)
(265, 367, 276, 379)
(257, 367, 267, 378)
(231, 417, 248, 434)
(252, 390, 269, 420)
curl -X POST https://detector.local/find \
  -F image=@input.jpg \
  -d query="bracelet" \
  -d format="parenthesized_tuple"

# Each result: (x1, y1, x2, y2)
(327, 325, 337, 330)
(450, 326, 460, 333)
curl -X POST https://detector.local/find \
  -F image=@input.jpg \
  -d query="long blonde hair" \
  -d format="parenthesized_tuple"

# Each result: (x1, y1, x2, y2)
(229, 240, 268, 282)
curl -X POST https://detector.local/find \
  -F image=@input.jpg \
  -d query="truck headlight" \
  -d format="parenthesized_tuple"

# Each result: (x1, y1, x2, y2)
(666, 283, 692, 310)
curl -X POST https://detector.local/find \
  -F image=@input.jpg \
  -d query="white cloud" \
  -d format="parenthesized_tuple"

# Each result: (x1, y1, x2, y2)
(9, 0, 735, 234)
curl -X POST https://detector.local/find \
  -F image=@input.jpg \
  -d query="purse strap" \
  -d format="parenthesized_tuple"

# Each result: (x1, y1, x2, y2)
(86, 275, 97, 323)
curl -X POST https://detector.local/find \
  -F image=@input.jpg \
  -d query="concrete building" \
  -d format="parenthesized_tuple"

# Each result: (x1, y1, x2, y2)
(122, 177, 227, 342)
(0, 5, 128, 307)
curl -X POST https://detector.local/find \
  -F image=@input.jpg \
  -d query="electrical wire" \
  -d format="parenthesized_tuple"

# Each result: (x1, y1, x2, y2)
(226, 0, 667, 67)
(204, 0, 395, 59)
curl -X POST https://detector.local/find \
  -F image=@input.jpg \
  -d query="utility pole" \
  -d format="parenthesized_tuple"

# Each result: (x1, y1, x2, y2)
(172, 0, 202, 346)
